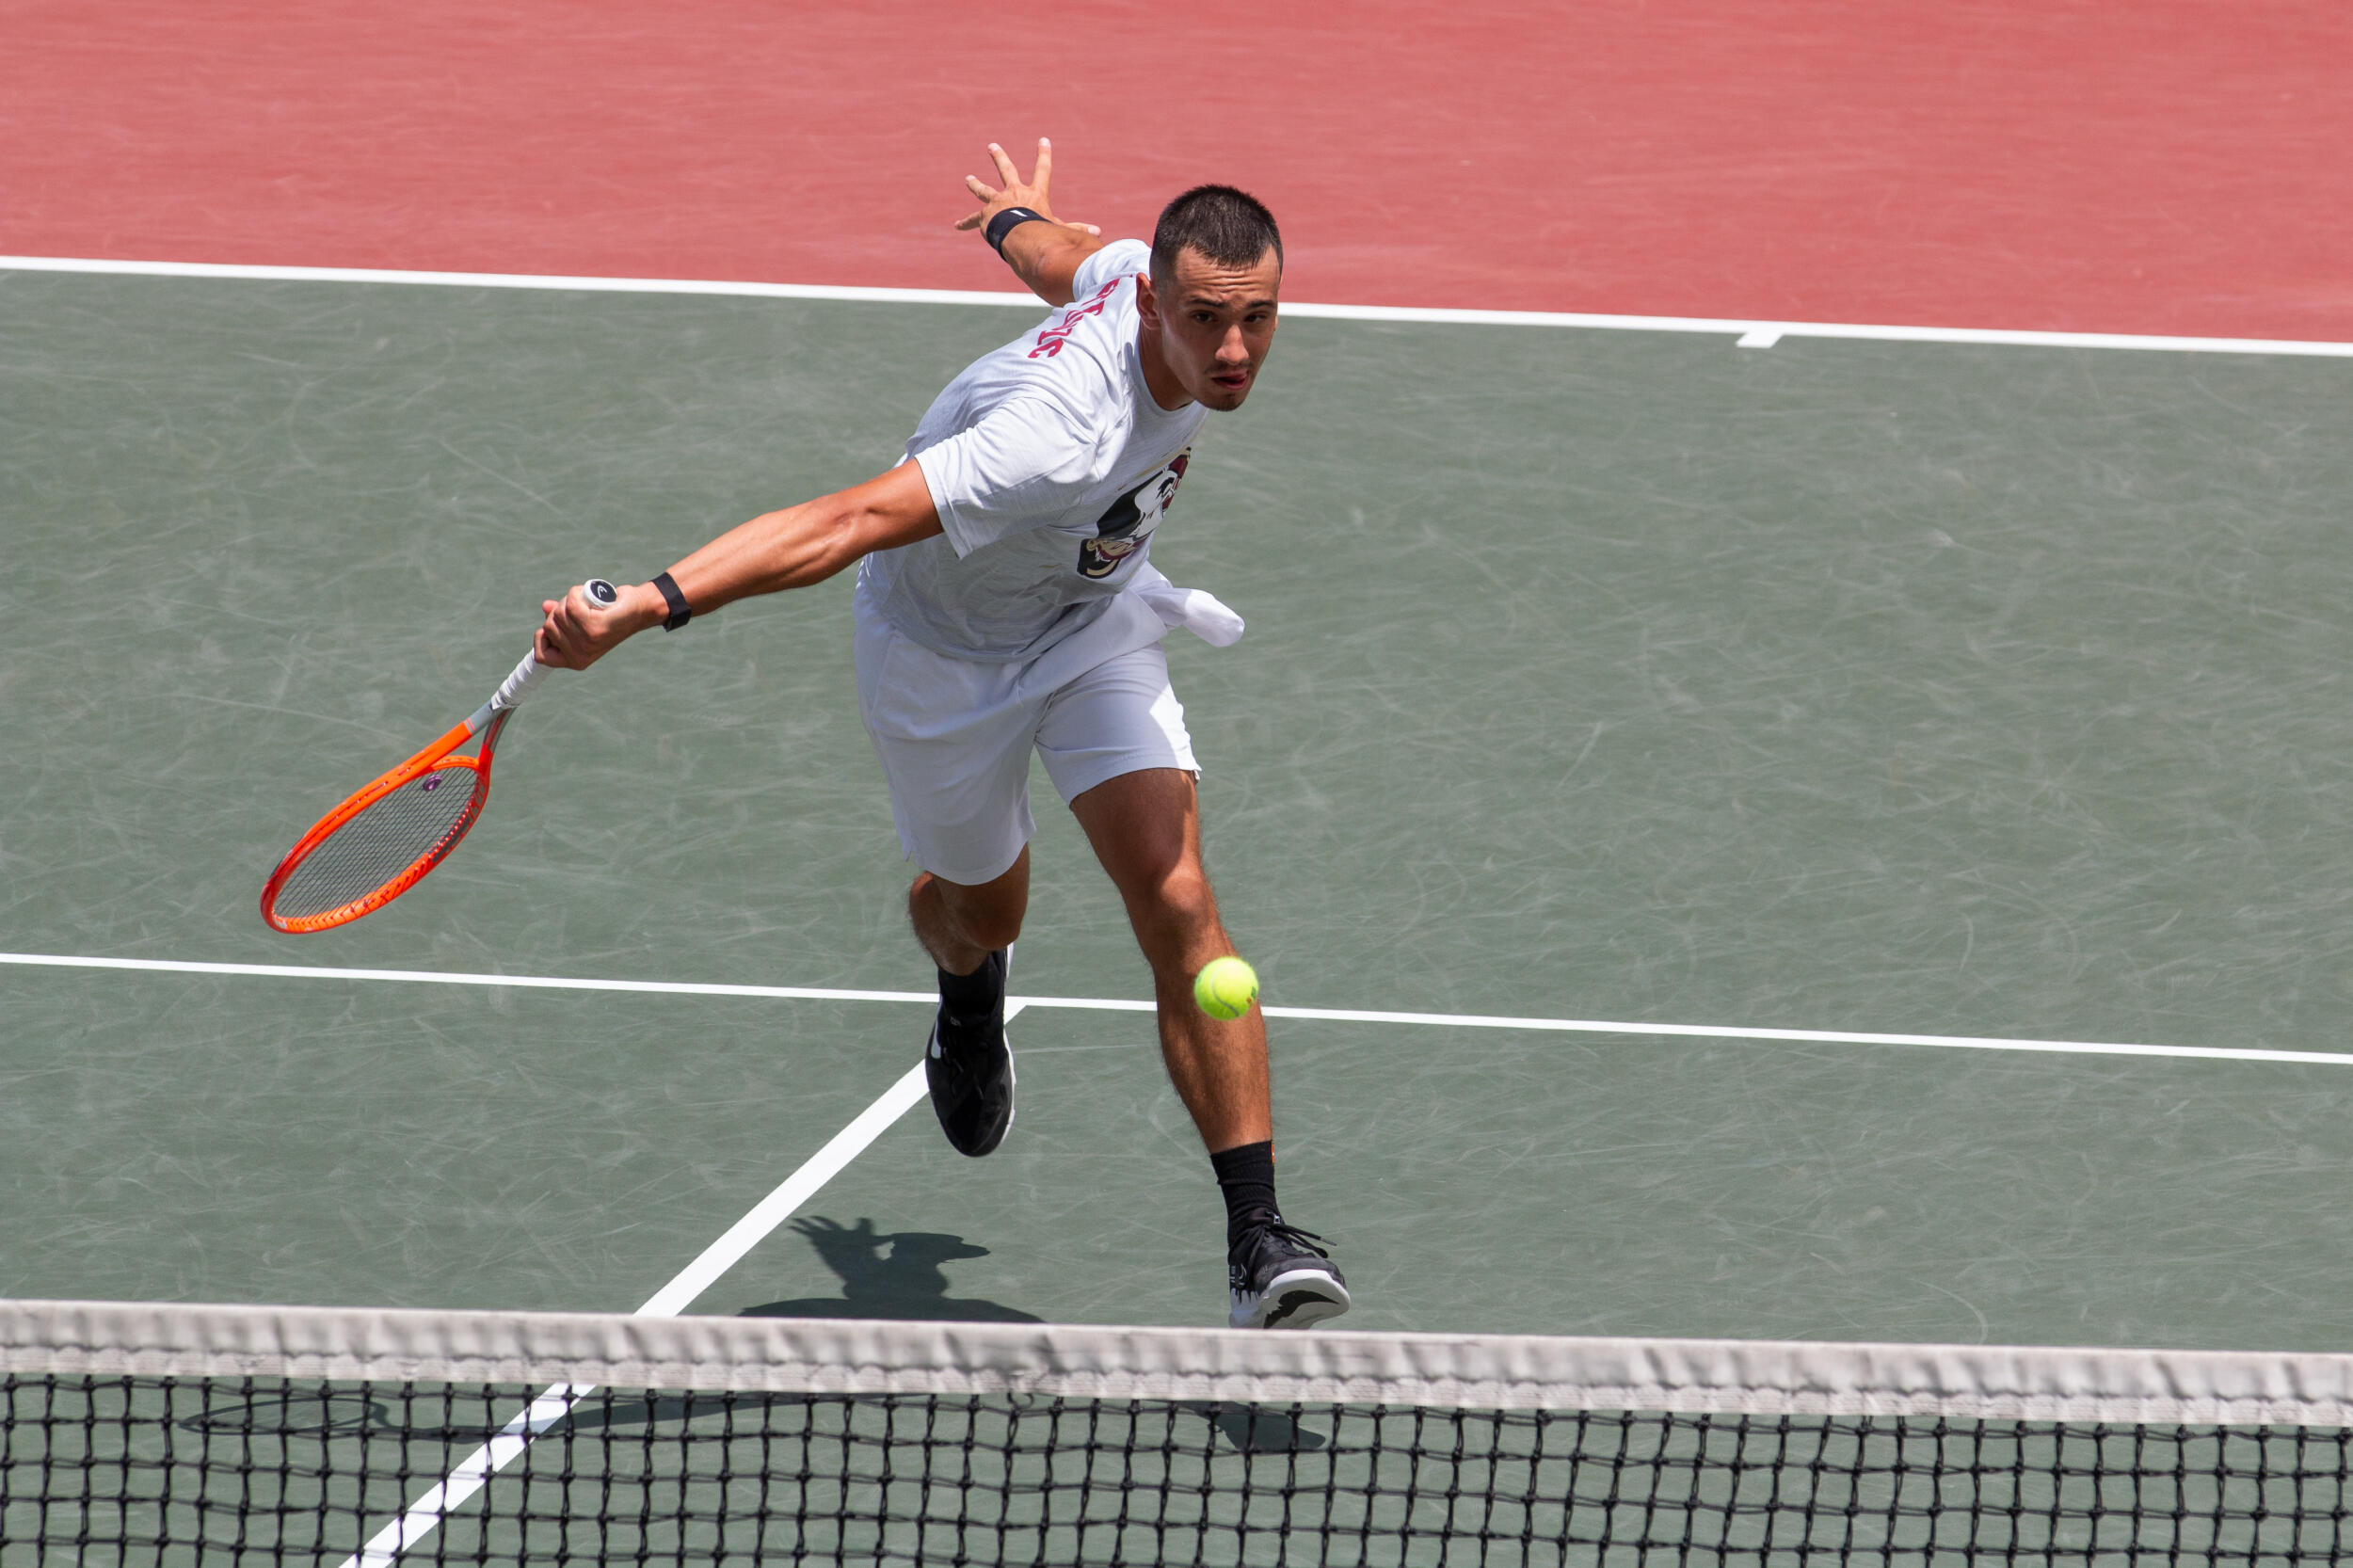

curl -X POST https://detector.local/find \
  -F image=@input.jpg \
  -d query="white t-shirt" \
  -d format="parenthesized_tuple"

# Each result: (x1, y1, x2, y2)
(857, 240, 1209, 664)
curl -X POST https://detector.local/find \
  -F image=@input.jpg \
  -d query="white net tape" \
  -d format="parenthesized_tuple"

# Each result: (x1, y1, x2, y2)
(7, 1299, 2353, 1428)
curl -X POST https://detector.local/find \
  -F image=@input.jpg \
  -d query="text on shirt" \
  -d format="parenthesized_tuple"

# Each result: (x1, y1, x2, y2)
(1029, 277, 1126, 360)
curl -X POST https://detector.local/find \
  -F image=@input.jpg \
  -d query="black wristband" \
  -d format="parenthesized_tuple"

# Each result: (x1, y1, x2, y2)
(651, 570, 691, 632)
(984, 206, 1048, 256)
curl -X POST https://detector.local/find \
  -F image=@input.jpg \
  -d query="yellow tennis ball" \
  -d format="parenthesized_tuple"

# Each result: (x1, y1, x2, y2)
(1193, 956, 1259, 1020)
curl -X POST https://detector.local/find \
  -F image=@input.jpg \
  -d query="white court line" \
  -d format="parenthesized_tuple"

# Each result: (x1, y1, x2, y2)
(339, 1022, 973, 1566)
(7, 949, 2353, 1069)
(7, 253, 2353, 360)
(0, 253, 1041, 310)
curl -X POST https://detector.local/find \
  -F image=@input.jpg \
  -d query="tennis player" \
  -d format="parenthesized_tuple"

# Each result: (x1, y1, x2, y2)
(534, 140, 1347, 1331)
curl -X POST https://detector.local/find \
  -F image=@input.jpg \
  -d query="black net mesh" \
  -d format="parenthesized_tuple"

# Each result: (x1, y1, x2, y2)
(7, 1375, 2353, 1566)
(269, 762, 485, 921)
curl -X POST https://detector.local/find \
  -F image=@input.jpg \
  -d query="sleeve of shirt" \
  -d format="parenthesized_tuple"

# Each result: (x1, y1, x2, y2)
(1069, 238, 1151, 303)
(913, 396, 1105, 557)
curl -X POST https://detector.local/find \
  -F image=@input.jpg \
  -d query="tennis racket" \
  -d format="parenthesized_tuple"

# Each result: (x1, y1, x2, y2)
(260, 579, 617, 934)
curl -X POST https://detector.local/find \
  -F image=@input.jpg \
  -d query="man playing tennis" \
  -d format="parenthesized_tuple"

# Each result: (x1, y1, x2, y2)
(534, 140, 1347, 1331)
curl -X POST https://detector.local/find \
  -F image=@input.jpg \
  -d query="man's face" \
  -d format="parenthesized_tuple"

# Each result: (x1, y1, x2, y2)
(1139, 246, 1281, 411)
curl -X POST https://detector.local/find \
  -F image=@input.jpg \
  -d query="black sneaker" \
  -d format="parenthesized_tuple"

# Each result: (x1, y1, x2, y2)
(1227, 1217, 1351, 1329)
(925, 948, 1014, 1157)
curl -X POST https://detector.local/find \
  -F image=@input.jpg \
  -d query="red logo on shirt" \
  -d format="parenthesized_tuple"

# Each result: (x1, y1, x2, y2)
(1029, 278, 1124, 360)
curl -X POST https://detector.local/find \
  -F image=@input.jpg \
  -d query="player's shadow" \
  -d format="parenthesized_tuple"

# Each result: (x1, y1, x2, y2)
(737, 1216, 1043, 1323)
(181, 1207, 1311, 1452)
(735, 1219, 1321, 1454)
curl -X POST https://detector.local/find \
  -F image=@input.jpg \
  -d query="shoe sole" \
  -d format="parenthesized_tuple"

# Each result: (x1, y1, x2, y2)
(1231, 1268, 1353, 1330)
(985, 943, 1016, 1152)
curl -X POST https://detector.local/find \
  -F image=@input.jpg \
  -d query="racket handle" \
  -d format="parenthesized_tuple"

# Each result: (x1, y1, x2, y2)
(489, 649, 548, 713)
(482, 578, 618, 719)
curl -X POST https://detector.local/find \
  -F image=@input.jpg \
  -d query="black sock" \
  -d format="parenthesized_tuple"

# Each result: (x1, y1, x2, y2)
(1209, 1141, 1279, 1249)
(936, 951, 1003, 1022)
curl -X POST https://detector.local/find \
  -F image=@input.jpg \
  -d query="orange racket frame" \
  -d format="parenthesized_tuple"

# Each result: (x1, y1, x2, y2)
(260, 579, 612, 934)
(258, 709, 507, 934)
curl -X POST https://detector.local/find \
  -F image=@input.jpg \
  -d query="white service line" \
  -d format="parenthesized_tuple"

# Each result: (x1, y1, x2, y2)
(338, 1030, 965, 1567)
(631, 1057, 936, 1319)
(7, 253, 2352, 360)
(0, 949, 936, 1006)
(5, 949, 2350, 1069)
(342, 1383, 580, 1568)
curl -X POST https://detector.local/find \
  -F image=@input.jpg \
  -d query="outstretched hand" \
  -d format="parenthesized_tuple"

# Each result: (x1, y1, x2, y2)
(953, 138, 1100, 238)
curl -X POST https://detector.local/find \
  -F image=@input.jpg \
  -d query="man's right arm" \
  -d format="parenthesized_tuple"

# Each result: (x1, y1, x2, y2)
(532, 461, 941, 670)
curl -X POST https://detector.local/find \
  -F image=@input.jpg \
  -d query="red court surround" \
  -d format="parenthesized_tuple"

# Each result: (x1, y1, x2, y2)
(5, 1, 2347, 340)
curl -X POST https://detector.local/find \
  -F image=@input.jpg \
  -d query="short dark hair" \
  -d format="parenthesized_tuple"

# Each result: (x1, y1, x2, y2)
(1150, 184, 1283, 283)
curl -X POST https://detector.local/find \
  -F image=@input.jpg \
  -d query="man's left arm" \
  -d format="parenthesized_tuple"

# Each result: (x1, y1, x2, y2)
(954, 138, 1106, 306)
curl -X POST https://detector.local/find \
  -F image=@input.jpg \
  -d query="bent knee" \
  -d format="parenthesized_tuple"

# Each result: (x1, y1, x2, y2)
(957, 907, 1026, 953)
(936, 888, 1025, 953)
(918, 870, 1028, 955)
(1129, 870, 1221, 948)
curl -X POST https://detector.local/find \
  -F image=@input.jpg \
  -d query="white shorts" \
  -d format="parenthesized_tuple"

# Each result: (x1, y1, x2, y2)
(854, 604, 1199, 887)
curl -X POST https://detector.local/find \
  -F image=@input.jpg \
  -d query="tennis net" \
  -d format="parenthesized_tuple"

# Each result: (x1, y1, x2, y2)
(7, 1298, 2353, 1565)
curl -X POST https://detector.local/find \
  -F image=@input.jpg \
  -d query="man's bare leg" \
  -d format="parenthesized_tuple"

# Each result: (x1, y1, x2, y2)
(1067, 770, 1267, 1151)
(910, 848, 1030, 1158)
(908, 846, 1030, 977)
(1069, 767, 1347, 1329)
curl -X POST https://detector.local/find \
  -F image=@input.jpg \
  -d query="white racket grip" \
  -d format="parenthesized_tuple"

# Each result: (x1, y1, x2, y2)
(490, 649, 549, 713)
(471, 580, 611, 728)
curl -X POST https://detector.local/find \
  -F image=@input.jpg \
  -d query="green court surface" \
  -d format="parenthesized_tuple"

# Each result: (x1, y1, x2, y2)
(8, 269, 2353, 1349)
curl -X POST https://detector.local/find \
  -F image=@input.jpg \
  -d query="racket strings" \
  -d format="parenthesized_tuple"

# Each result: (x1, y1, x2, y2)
(267, 765, 486, 921)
